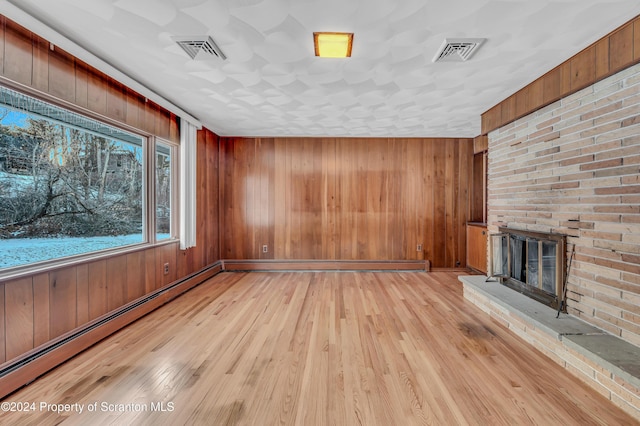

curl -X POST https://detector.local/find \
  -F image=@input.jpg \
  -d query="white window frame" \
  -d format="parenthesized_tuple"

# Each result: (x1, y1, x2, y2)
(0, 79, 179, 281)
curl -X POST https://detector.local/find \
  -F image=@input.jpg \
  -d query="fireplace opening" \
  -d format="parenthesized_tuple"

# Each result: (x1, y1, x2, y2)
(490, 227, 566, 311)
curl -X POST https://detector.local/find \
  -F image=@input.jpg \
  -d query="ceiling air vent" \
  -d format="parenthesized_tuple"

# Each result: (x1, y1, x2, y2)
(172, 36, 226, 61)
(432, 38, 485, 63)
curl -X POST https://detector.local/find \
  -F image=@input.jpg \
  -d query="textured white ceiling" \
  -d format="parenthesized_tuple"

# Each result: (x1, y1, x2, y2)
(6, 0, 640, 137)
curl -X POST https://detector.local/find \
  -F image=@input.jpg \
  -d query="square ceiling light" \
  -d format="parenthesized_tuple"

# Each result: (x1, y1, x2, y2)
(314, 32, 353, 58)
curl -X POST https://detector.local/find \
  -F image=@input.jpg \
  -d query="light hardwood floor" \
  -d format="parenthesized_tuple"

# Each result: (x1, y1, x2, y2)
(0, 271, 637, 425)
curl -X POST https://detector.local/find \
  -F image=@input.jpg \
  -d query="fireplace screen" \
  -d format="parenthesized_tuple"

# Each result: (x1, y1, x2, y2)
(490, 228, 565, 310)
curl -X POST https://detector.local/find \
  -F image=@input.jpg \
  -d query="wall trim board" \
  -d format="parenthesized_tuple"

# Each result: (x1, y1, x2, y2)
(222, 259, 431, 272)
(482, 14, 640, 135)
(0, 14, 180, 142)
(0, 261, 223, 400)
(0, 6, 200, 127)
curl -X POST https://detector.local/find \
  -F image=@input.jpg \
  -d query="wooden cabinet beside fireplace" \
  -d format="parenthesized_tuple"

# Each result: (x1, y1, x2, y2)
(467, 223, 488, 273)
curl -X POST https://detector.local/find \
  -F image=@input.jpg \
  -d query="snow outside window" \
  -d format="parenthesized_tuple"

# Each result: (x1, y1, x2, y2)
(0, 85, 172, 272)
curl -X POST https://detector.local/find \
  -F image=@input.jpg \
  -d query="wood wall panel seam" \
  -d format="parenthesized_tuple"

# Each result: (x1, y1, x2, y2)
(0, 15, 179, 143)
(482, 14, 640, 134)
(219, 137, 473, 268)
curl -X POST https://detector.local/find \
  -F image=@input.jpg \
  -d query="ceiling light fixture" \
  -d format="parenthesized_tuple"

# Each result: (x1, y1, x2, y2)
(314, 32, 353, 58)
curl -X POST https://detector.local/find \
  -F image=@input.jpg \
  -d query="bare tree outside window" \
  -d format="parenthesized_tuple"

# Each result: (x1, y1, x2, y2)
(156, 142, 172, 240)
(0, 89, 146, 270)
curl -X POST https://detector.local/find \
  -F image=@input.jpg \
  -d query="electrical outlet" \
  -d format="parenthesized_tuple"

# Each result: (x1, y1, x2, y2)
(262, 245, 268, 253)
(163, 263, 169, 275)
(417, 244, 423, 252)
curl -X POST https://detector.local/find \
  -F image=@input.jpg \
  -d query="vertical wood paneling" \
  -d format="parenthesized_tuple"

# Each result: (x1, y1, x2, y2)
(87, 70, 107, 116)
(444, 141, 456, 266)
(467, 224, 488, 273)
(3, 19, 32, 86)
(32, 36, 49, 93)
(501, 96, 515, 127)
(0, 15, 201, 367)
(76, 264, 89, 325)
(274, 138, 287, 257)
(32, 273, 49, 347)
(570, 46, 595, 90)
(1, 16, 180, 143)
(423, 140, 435, 264)
(170, 113, 180, 142)
(196, 129, 208, 269)
(634, 18, 640, 61)
(542, 68, 561, 104)
(303, 139, 323, 259)
(404, 139, 425, 261)
(528, 78, 544, 111)
(106, 79, 126, 123)
(156, 243, 178, 288)
(481, 104, 501, 135)
(49, 267, 77, 339)
(595, 37, 610, 79)
(155, 109, 171, 140)
(74, 62, 89, 109)
(471, 153, 485, 223)
(515, 87, 529, 118)
(433, 140, 446, 266)
(256, 138, 275, 260)
(145, 249, 156, 294)
(610, 23, 634, 72)
(177, 248, 194, 279)
(126, 251, 146, 302)
(458, 139, 473, 266)
(88, 260, 108, 321)
(144, 102, 158, 136)
(48, 47, 75, 103)
(483, 16, 640, 134)
(106, 255, 127, 312)
(207, 131, 220, 264)
(321, 138, 337, 259)
(559, 61, 572, 97)
(5, 277, 33, 360)
(366, 139, 385, 259)
(0, 16, 5, 76)
(220, 137, 472, 267)
(125, 89, 143, 130)
(473, 135, 488, 154)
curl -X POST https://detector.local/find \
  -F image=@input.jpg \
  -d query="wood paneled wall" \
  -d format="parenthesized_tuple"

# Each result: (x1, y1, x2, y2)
(482, 14, 640, 134)
(0, 127, 219, 366)
(0, 16, 179, 143)
(0, 12, 221, 366)
(220, 137, 473, 268)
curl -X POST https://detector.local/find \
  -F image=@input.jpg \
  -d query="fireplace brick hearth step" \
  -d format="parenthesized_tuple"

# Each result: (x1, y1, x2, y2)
(459, 275, 640, 420)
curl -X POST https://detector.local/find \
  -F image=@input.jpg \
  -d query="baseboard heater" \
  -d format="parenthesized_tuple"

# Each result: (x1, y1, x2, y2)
(0, 262, 222, 399)
(222, 259, 431, 272)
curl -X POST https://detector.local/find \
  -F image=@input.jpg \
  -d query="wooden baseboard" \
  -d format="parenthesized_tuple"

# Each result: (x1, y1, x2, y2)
(222, 259, 430, 272)
(0, 262, 223, 400)
(431, 267, 474, 272)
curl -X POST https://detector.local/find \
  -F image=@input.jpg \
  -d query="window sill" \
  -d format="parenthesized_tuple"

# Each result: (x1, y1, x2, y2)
(0, 238, 179, 282)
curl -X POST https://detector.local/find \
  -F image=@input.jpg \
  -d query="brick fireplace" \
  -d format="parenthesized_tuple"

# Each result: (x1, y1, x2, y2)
(487, 62, 640, 347)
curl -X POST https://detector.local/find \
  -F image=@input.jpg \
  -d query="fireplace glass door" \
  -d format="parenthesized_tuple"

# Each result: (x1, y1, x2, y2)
(491, 228, 565, 310)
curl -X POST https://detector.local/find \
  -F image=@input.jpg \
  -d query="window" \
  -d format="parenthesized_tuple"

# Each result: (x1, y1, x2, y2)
(0, 85, 175, 273)
(155, 141, 173, 241)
